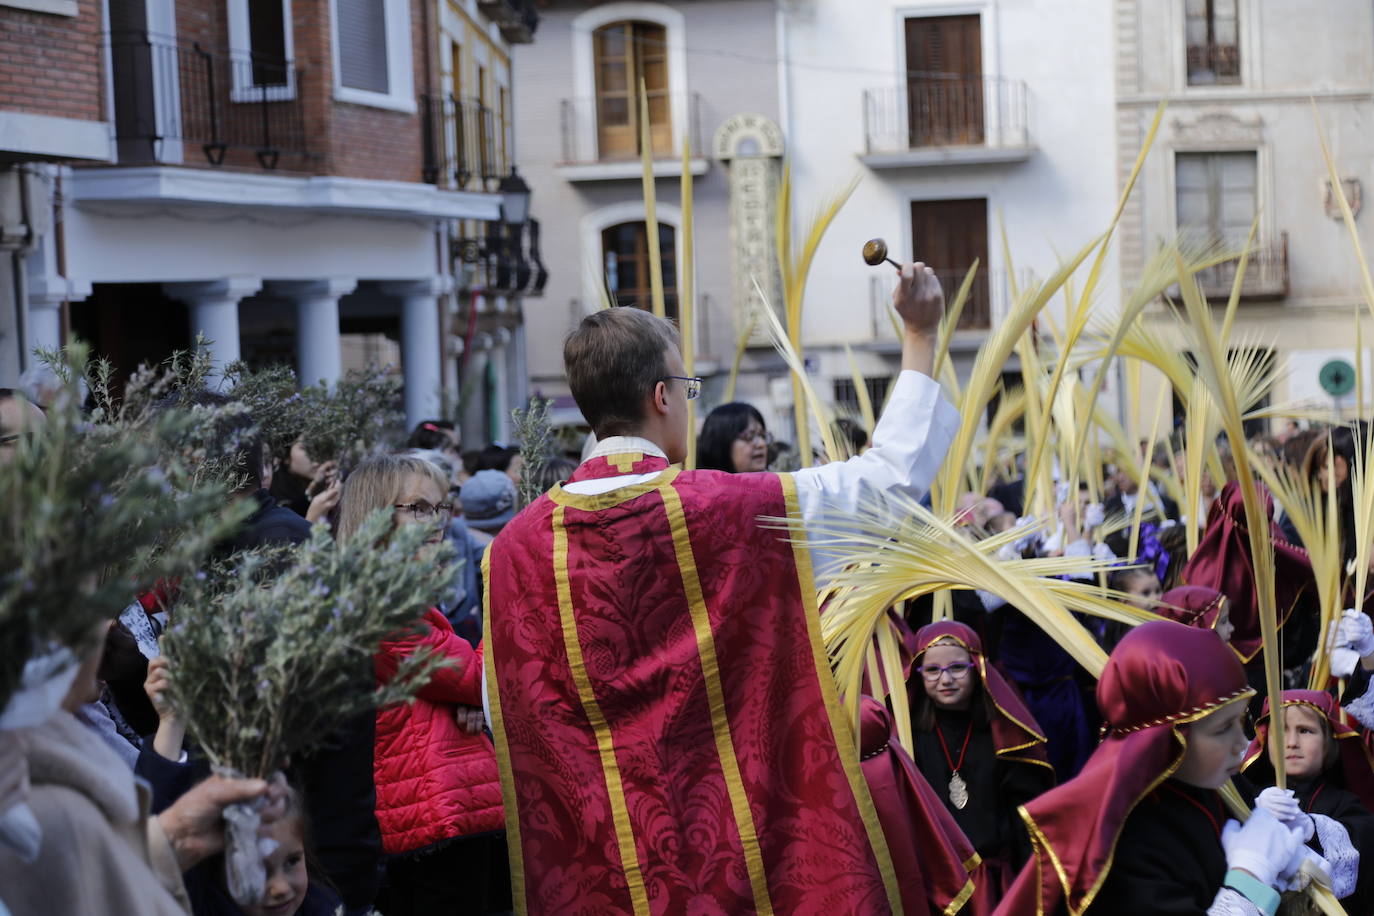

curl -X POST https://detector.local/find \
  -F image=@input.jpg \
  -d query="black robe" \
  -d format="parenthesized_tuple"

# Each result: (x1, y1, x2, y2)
(1295, 775, 1374, 914)
(911, 705, 1051, 868)
(1085, 779, 1238, 915)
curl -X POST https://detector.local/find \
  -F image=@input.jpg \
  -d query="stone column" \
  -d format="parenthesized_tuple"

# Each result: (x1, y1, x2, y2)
(380, 278, 450, 429)
(164, 278, 262, 385)
(489, 326, 512, 443)
(271, 278, 356, 387)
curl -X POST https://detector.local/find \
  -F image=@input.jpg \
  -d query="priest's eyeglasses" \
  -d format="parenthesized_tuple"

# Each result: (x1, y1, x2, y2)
(920, 662, 973, 682)
(393, 501, 455, 524)
(661, 376, 702, 400)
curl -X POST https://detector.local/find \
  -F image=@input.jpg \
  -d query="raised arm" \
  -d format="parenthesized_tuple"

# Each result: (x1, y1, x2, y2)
(792, 262, 960, 549)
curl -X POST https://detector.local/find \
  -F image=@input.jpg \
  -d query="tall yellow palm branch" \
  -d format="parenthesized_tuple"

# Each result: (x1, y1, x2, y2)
(1174, 252, 1286, 785)
(768, 494, 1155, 755)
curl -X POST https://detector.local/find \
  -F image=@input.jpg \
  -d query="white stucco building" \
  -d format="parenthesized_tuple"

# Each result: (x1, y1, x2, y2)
(515, 0, 1122, 441)
(1117, 0, 1374, 426)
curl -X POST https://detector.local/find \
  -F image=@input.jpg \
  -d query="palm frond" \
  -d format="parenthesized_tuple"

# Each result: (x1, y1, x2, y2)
(751, 276, 840, 462)
(679, 135, 697, 469)
(1173, 251, 1285, 787)
(638, 83, 666, 319)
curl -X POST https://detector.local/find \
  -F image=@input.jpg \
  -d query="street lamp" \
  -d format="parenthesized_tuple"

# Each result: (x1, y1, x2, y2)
(498, 166, 531, 227)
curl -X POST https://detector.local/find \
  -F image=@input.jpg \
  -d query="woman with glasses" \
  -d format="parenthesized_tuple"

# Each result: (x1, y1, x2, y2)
(696, 402, 772, 473)
(907, 620, 1055, 902)
(336, 454, 508, 916)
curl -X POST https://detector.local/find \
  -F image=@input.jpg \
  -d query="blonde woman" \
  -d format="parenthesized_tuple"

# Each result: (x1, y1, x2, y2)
(336, 454, 506, 916)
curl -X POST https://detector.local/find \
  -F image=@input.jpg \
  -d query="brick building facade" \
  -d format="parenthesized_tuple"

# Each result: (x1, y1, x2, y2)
(1, 0, 542, 440)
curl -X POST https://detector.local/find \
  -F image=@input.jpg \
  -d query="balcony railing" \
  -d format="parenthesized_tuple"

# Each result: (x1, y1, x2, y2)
(863, 77, 1029, 157)
(1186, 42, 1240, 85)
(476, 0, 538, 44)
(421, 93, 507, 190)
(107, 32, 311, 169)
(559, 92, 703, 165)
(1193, 233, 1289, 301)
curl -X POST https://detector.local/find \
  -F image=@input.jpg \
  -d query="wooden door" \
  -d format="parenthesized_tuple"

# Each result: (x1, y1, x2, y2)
(595, 21, 670, 160)
(603, 222, 678, 319)
(904, 15, 983, 147)
(911, 198, 990, 329)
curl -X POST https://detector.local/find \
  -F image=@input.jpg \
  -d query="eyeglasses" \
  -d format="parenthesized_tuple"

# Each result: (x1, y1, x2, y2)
(660, 376, 702, 400)
(393, 501, 455, 525)
(919, 662, 974, 682)
(735, 428, 773, 446)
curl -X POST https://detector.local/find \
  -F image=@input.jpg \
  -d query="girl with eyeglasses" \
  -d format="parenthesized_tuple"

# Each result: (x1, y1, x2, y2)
(907, 620, 1055, 902)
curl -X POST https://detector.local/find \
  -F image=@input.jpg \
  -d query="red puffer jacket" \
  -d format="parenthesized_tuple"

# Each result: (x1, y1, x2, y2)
(373, 608, 503, 855)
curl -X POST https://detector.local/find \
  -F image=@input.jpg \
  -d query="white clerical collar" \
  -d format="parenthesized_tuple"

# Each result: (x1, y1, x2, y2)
(587, 436, 667, 461)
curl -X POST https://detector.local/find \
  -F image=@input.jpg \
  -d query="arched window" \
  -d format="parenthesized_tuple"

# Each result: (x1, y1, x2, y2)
(602, 221, 677, 319)
(594, 20, 670, 159)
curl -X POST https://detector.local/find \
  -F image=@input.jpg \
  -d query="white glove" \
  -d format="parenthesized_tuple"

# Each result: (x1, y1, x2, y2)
(1281, 846, 1332, 893)
(1331, 646, 1361, 678)
(1254, 788, 1314, 841)
(1084, 502, 1105, 529)
(1337, 608, 1374, 657)
(1220, 808, 1303, 889)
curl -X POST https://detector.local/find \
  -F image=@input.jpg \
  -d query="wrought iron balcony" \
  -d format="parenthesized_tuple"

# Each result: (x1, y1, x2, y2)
(558, 92, 703, 170)
(861, 77, 1031, 168)
(106, 32, 312, 169)
(1192, 233, 1289, 301)
(476, 0, 538, 44)
(421, 93, 507, 190)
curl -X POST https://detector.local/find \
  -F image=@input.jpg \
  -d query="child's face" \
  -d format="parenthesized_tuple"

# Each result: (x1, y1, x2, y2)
(1283, 705, 1328, 782)
(244, 818, 308, 916)
(1214, 605, 1234, 644)
(920, 642, 977, 711)
(1175, 701, 1248, 789)
(1124, 572, 1162, 611)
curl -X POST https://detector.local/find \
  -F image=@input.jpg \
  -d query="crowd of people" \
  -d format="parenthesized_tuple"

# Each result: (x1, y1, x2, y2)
(2, 258, 1374, 916)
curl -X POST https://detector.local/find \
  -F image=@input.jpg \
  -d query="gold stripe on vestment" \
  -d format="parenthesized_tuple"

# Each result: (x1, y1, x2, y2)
(661, 482, 776, 915)
(551, 503, 652, 916)
(779, 472, 905, 914)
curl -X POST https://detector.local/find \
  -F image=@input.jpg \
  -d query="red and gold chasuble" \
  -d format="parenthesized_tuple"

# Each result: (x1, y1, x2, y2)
(483, 453, 903, 915)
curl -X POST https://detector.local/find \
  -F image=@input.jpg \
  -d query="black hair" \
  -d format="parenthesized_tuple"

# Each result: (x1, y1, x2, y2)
(696, 402, 767, 473)
(407, 419, 457, 451)
(476, 443, 520, 473)
(832, 417, 869, 454)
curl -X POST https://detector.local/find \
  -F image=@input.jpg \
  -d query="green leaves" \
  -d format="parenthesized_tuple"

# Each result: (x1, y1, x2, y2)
(0, 344, 242, 708)
(162, 511, 459, 778)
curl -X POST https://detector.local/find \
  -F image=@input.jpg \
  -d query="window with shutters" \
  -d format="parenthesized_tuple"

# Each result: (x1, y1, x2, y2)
(904, 15, 983, 148)
(330, 0, 414, 111)
(1175, 151, 1256, 246)
(602, 221, 678, 319)
(594, 21, 671, 159)
(910, 198, 991, 329)
(226, 0, 294, 99)
(1185, 0, 1240, 85)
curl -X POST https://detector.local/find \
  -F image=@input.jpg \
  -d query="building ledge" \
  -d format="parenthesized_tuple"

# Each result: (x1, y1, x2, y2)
(66, 166, 502, 220)
(556, 158, 709, 183)
(0, 112, 110, 162)
(859, 145, 1035, 169)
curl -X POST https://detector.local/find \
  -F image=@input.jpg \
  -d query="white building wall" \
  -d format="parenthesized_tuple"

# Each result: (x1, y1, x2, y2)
(782, 0, 1120, 363)
(1118, 0, 1374, 420)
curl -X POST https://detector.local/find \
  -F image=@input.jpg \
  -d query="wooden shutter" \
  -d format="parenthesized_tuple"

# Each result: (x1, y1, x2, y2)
(1175, 151, 1256, 245)
(905, 15, 983, 147)
(595, 21, 671, 160)
(337, 0, 388, 93)
(911, 198, 990, 329)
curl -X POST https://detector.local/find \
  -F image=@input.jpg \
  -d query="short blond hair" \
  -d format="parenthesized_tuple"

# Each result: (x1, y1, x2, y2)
(564, 306, 680, 438)
(336, 453, 447, 543)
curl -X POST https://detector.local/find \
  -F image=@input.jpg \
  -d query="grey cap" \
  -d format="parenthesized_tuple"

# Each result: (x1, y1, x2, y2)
(461, 469, 517, 532)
